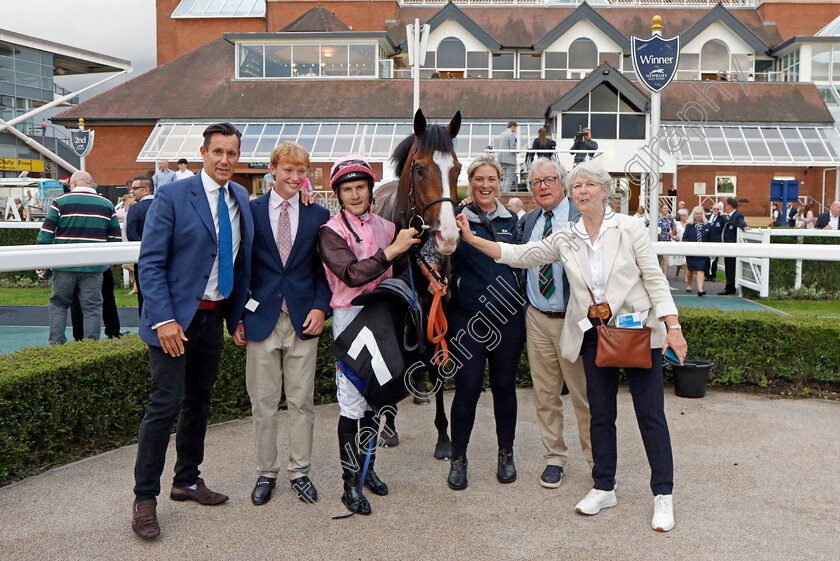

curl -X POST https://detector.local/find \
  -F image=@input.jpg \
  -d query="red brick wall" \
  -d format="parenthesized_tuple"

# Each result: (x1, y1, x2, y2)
(758, 3, 840, 42)
(266, 1, 399, 33)
(157, 0, 266, 65)
(84, 125, 156, 185)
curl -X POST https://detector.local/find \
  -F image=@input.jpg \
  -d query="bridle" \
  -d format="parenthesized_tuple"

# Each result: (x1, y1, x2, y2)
(402, 146, 457, 287)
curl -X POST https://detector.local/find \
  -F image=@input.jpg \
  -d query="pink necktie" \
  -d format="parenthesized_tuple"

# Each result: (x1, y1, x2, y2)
(277, 201, 292, 312)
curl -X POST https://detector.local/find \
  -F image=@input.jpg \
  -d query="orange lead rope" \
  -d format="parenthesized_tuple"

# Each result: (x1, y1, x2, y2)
(420, 263, 449, 365)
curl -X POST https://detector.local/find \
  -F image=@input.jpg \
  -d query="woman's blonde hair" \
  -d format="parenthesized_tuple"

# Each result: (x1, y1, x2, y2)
(690, 205, 708, 224)
(467, 155, 502, 180)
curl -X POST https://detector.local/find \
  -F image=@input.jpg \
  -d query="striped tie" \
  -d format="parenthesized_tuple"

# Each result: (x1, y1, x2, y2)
(539, 210, 555, 298)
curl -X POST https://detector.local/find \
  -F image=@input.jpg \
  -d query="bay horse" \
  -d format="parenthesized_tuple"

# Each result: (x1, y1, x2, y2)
(373, 108, 462, 459)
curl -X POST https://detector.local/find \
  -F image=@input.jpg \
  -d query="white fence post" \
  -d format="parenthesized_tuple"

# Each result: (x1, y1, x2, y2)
(760, 228, 771, 298)
(795, 235, 804, 290)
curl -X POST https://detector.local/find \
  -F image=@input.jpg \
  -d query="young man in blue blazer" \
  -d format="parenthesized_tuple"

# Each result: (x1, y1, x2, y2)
(131, 123, 254, 540)
(234, 142, 332, 507)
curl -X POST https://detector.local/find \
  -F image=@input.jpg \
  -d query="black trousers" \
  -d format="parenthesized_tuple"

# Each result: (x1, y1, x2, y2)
(71, 267, 120, 340)
(580, 321, 673, 496)
(448, 307, 526, 458)
(133, 308, 225, 501)
(724, 256, 736, 293)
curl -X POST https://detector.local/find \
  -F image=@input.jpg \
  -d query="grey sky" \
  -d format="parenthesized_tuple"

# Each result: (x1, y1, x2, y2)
(5, 0, 157, 100)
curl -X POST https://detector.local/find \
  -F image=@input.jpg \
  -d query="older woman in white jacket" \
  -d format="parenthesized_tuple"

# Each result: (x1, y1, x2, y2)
(455, 160, 687, 533)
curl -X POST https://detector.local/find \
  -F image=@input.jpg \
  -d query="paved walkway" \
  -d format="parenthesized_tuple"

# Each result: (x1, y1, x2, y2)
(1, 388, 837, 560)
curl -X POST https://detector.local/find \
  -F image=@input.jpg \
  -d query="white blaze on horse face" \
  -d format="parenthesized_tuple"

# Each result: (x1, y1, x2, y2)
(432, 151, 459, 255)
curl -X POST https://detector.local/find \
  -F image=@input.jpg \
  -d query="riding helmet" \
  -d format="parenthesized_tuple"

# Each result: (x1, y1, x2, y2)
(329, 154, 376, 194)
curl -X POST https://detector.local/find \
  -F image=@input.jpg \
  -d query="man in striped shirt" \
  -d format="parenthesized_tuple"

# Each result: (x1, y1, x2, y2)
(36, 170, 121, 344)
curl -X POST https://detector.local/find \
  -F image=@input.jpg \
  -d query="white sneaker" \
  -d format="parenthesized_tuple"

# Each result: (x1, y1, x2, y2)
(651, 494, 674, 532)
(575, 488, 617, 515)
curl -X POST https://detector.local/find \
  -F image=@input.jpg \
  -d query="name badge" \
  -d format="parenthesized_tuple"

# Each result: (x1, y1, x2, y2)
(578, 318, 592, 333)
(245, 298, 259, 312)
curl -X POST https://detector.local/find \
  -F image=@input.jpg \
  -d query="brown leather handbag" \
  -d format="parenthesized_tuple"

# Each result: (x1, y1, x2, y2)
(587, 288, 652, 369)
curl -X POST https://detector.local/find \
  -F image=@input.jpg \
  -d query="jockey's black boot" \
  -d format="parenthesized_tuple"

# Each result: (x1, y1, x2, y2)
(360, 411, 389, 496)
(338, 417, 371, 515)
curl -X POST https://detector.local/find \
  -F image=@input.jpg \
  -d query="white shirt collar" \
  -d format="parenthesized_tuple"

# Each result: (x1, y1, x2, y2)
(71, 186, 97, 194)
(269, 188, 300, 210)
(572, 211, 618, 248)
(200, 168, 229, 193)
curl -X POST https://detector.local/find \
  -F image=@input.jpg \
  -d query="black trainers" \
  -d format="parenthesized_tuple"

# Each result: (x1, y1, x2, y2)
(447, 456, 468, 490)
(540, 465, 564, 489)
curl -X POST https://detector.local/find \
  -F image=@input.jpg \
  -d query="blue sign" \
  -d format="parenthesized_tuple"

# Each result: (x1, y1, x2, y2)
(70, 129, 94, 157)
(632, 35, 680, 93)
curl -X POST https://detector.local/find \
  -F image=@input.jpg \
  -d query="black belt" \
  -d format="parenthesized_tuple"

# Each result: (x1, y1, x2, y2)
(533, 306, 565, 319)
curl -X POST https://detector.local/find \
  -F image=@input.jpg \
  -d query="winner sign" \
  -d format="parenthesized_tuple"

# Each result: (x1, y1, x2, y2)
(632, 35, 680, 93)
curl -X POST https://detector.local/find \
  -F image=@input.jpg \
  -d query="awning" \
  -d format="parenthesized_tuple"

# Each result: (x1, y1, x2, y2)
(172, 0, 266, 18)
(662, 124, 840, 166)
(137, 120, 546, 163)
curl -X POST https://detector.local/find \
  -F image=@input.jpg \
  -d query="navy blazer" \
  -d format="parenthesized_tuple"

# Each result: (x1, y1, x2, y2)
(517, 200, 580, 309)
(723, 210, 748, 242)
(125, 196, 153, 241)
(243, 192, 331, 342)
(137, 174, 254, 346)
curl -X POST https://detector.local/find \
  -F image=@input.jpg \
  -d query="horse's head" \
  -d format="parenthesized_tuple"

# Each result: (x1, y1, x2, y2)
(393, 109, 462, 256)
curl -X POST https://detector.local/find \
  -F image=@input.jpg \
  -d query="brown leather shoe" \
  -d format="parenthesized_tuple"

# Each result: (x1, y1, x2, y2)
(132, 499, 160, 540)
(170, 477, 229, 505)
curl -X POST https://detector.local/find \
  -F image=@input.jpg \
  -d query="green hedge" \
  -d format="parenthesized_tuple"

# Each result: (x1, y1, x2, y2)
(767, 233, 840, 293)
(2, 311, 838, 485)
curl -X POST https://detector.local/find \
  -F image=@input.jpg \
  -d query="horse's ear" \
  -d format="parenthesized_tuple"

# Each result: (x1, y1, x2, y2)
(447, 111, 462, 139)
(414, 109, 426, 137)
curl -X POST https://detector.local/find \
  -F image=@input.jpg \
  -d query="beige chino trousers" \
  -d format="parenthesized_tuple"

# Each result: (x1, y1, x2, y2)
(526, 306, 593, 469)
(246, 313, 319, 479)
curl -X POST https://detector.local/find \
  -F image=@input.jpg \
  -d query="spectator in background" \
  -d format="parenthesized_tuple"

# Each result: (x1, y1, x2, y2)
(815, 200, 840, 229)
(633, 205, 649, 227)
(118, 194, 139, 295)
(658, 204, 676, 276)
(507, 197, 526, 219)
(263, 170, 276, 193)
(174, 158, 194, 181)
(671, 208, 688, 281)
(126, 176, 155, 314)
(529, 127, 556, 162)
(684, 206, 712, 296)
(497, 121, 518, 191)
(707, 202, 725, 278)
(667, 186, 678, 199)
(36, 171, 121, 344)
(152, 160, 176, 190)
(770, 203, 783, 227)
(720, 197, 750, 295)
(786, 202, 799, 227)
(677, 200, 686, 212)
(801, 203, 816, 229)
(570, 127, 598, 165)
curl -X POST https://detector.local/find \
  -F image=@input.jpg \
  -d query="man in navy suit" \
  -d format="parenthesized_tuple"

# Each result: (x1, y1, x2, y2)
(517, 158, 592, 490)
(720, 197, 749, 295)
(235, 142, 331, 506)
(131, 123, 254, 540)
(125, 175, 154, 314)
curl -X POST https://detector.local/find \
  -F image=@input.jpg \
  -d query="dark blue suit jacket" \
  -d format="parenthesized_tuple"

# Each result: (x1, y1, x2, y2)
(517, 200, 580, 309)
(243, 192, 331, 342)
(125, 196, 153, 241)
(137, 174, 254, 346)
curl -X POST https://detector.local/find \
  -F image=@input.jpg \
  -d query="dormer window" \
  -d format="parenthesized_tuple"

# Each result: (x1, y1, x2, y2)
(237, 41, 379, 79)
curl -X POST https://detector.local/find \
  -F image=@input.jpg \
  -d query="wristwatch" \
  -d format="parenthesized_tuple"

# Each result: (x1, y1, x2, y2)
(667, 324, 682, 330)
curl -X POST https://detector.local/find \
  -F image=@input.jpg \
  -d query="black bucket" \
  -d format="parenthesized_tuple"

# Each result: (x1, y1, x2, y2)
(672, 360, 713, 398)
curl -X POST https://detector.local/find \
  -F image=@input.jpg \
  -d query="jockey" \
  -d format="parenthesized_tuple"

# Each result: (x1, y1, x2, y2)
(317, 154, 419, 515)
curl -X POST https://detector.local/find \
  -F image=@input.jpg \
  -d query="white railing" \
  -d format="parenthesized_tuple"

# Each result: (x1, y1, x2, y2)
(399, 0, 755, 5)
(485, 148, 606, 193)
(733, 228, 840, 296)
(3, 239, 840, 275)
